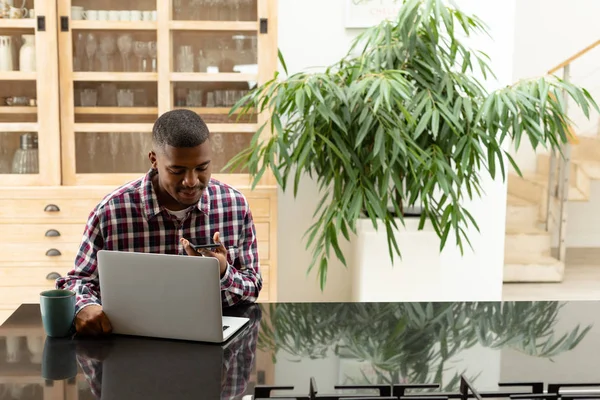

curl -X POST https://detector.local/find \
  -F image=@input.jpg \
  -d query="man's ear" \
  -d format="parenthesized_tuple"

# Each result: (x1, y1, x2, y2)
(149, 151, 158, 169)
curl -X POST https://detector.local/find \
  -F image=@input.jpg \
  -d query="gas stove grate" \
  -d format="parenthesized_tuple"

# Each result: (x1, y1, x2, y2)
(253, 376, 600, 400)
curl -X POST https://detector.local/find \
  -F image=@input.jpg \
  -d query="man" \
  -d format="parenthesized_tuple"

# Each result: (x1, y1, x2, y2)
(56, 109, 262, 336)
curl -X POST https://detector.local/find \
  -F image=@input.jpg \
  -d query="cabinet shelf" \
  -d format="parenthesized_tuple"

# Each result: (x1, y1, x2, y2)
(169, 21, 257, 31)
(175, 107, 255, 115)
(170, 72, 257, 82)
(70, 20, 157, 30)
(73, 122, 153, 132)
(0, 122, 38, 132)
(73, 72, 158, 81)
(0, 19, 35, 29)
(206, 123, 258, 132)
(75, 107, 158, 115)
(0, 72, 37, 81)
(0, 107, 37, 114)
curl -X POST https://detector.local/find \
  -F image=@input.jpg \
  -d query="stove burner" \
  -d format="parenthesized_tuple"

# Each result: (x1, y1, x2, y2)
(253, 376, 600, 400)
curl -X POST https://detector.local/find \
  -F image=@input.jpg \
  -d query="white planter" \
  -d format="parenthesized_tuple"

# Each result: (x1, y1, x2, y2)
(350, 217, 503, 302)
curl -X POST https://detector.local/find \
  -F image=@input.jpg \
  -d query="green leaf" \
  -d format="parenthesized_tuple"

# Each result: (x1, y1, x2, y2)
(431, 108, 440, 139)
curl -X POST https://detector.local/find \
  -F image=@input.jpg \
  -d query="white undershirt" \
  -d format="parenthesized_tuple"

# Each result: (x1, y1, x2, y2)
(165, 207, 191, 220)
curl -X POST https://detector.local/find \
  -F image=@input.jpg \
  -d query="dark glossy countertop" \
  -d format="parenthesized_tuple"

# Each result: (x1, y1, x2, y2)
(1, 301, 600, 400)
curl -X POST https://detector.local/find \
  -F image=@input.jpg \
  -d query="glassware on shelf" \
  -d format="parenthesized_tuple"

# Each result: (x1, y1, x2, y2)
(206, 91, 215, 107)
(98, 83, 117, 106)
(240, 0, 253, 19)
(176, 45, 194, 72)
(109, 133, 119, 173)
(99, 34, 117, 72)
(11, 132, 38, 174)
(133, 41, 148, 72)
(196, 49, 209, 72)
(117, 34, 133, 72)
(186, 89, 203, 107)
(80, 89, 98, 106)
(147, 41, 157, 72)
(173, 0, 183, 20)
(117, 89, 134, 107)
(74, 33, 86, 71)
(85, 33, 97, 71)
(175, 87, 187, 107)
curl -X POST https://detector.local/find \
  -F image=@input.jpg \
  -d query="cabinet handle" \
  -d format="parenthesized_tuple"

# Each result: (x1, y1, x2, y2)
(45, 249, 62, 257)
(260, 18, 268, 34)
(44, 204, 60, 212)
(46, 272, 61, 280)
(37, 16, 46, 31)
(45, 229, 61, 237)
(60, 16, 69, 32)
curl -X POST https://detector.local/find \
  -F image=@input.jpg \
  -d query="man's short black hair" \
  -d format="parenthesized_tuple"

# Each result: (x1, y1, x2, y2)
(152, 109, 210, 150)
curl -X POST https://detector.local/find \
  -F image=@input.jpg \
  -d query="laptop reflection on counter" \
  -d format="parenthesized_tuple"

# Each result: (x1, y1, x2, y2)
(92, 324, 254, 400)
(75, 304, 262, 400)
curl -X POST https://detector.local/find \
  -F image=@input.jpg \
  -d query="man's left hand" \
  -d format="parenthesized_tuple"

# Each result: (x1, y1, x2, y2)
(181, 232, 228, 277)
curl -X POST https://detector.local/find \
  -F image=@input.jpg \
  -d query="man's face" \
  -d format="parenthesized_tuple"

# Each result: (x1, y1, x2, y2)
(149, 141, 212, 210)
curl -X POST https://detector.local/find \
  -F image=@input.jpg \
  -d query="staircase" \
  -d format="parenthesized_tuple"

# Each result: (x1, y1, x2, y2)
(503, 38, 600, 283)
(504, 136, 600, 282)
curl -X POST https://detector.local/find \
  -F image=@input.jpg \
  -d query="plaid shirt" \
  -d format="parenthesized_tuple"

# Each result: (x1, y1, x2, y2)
(75, 304, 262, 399)
(56, 169, 262, 314)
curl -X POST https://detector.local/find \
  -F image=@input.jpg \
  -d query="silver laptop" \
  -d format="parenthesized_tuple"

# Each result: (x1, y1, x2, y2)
(97, 250, 249, 343)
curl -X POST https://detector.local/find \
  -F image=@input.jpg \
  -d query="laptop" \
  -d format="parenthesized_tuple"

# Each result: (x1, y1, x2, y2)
(97, 250, 249, 343)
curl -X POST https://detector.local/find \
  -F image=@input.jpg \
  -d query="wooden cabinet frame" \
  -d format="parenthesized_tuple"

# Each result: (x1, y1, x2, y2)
(0, 0, 61, 186)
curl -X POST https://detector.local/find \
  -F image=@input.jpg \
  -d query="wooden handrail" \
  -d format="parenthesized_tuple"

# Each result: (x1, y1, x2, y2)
(547, 39, 600, 74)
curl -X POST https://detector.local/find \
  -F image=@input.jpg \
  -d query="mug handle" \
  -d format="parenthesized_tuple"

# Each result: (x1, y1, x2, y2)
(22, 7, 28, 18)
(82, 10, 87, 19)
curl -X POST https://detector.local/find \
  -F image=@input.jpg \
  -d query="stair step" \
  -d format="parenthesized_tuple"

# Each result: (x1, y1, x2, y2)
(505, 226, 551, 258)
(508, 173, 587, 204)
(505, 225, 547, 235)
(503, 255, 565, 282)
(505, 197, 539, 227)
(507, 194, 534, 206)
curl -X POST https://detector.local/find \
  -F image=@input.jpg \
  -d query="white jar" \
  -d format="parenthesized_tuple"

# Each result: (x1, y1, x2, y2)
(0, 36, 13, 71)
(19, 34, 36, 72)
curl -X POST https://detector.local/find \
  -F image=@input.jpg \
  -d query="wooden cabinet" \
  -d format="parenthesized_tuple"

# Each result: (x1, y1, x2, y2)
(0, 0, 279, 318)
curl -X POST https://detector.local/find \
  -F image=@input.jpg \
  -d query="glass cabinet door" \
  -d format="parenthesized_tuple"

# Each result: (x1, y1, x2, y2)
(57, 0, 158, 185)
(165, 0, 276, 188)
(0, 0, 60, 186)
(57, 0, 277, 188)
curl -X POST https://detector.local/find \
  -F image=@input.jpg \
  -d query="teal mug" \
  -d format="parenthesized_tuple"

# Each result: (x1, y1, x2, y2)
(40, 289, 76, 337)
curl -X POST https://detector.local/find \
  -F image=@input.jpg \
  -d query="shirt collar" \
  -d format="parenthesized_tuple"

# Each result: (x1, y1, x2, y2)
(141, 169, 210, 220)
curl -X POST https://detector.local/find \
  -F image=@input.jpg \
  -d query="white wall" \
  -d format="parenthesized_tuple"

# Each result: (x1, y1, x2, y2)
(276, 0, 516, 301)
(276, 0, 359, 302)
(511, 0, 600, 247)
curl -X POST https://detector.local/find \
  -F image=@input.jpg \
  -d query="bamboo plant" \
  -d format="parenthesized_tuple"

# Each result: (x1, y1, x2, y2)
(226, 0, 600, 289)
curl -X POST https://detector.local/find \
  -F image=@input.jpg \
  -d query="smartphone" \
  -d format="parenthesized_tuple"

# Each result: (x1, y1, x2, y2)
(187, 241, 221, 251)
(186, 238, 238, 251)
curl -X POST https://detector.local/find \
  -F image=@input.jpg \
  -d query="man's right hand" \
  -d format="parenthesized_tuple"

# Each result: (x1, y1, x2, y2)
(75, 305, 113, 336)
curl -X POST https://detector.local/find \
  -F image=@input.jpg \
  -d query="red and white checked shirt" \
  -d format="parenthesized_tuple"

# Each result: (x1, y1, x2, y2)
(56, 169, 262, 314)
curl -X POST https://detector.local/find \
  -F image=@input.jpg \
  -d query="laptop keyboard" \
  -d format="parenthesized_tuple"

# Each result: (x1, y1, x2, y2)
(222, 325, 229, 331)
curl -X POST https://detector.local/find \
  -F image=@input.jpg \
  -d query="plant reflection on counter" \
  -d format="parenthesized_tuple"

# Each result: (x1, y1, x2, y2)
(257, 302, 593, 389)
